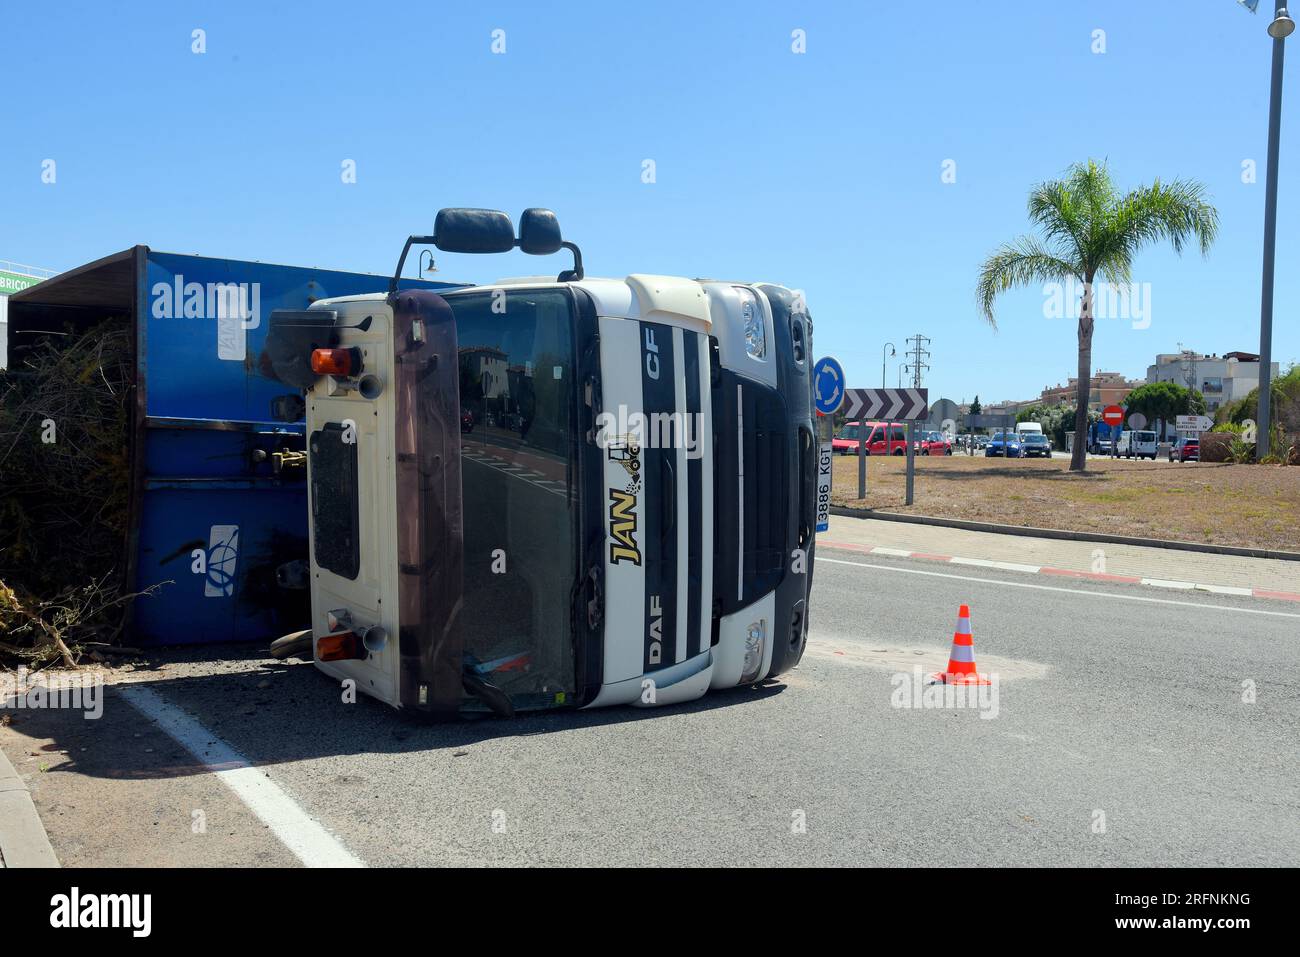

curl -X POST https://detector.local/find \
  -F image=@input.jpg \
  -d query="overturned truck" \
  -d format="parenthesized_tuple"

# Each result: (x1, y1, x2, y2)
(273, 208, 819, 716)
(4, 247, 452, 646)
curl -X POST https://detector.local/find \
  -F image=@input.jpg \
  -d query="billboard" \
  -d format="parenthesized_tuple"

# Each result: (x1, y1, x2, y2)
(0, 270, 45, 295)
(1, 267, 50, 367)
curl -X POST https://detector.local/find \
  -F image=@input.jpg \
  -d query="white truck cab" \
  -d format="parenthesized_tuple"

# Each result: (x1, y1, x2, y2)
(266, 209, 817, 716)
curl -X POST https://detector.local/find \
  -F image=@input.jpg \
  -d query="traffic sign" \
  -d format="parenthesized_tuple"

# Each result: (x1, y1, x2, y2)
(1127, 412, 1148, 430)
(842, 387, 929, 422)
(1176, 414, 1214, 433)
(1102, 405, 1124, 427)
(813, 356, 845, 416)
(967, 413, 1014, 429)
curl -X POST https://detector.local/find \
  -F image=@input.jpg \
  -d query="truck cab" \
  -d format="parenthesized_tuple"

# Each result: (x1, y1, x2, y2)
(276, 209, 817, 716)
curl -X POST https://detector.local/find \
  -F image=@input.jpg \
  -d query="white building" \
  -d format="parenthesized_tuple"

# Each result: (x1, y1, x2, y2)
(1146, 350, 1279, 415)
(1, 261, 57, 368)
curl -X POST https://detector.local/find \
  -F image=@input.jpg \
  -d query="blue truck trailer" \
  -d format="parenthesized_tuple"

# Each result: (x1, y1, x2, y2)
(6, 246, 454, 645)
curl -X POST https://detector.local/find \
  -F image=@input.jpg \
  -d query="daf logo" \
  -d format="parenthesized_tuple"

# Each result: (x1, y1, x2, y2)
(647, 595, 663, 665)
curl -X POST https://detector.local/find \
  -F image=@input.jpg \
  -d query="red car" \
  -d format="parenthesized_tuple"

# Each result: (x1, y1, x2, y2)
(833, 421, 911, 456)
(920, 430, 953, 456)
(1169, 436, 1199, 462)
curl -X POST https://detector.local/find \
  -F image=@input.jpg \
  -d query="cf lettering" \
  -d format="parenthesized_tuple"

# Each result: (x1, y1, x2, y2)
(644, 328, 660, 380)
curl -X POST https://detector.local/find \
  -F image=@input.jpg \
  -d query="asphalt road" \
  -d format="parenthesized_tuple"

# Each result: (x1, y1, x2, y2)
(5, 547, 1298, 867)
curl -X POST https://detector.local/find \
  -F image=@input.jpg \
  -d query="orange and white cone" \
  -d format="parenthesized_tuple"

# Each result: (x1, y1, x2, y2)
(930, 604, 991, 685)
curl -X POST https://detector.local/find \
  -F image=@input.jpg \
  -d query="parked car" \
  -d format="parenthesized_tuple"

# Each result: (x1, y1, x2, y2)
(922, 430, 953, 455)
(1020, 433, 1052, 458)
(985, 432, 1024, 458)
(833, 421, 910, 456)
(975, 435, 990, 449)
(1169, 436, 1200, 462)
(1117, 429, 1158, 459)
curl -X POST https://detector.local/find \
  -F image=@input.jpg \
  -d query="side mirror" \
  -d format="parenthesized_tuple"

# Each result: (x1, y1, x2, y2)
(433, 208, 516, 254)
(517, 208, 563, 255)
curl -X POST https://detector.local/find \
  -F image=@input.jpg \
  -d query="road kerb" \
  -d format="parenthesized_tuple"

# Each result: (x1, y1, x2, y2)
(819, 539, 1300, 605)
(0, 741, 59, 868)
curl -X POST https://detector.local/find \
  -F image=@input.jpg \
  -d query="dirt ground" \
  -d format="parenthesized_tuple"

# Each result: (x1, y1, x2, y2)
(830, 452, 1300, 553)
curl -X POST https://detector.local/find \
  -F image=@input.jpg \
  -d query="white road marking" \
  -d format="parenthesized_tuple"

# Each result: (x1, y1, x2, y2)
(816, 556, 1300, 620)
(1197, 583, 1254, 596)
(1141, 578, 1197, 590)
(118, 685, 365, 868)
(950, 556, 1043, 574)
(464, 452, 567, 500)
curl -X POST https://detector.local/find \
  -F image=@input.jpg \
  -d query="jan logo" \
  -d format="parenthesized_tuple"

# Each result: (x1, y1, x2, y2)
(608, 490, 641, 566)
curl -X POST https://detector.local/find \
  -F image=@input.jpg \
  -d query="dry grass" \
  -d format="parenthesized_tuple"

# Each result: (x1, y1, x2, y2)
(830, 453, 1300, 552)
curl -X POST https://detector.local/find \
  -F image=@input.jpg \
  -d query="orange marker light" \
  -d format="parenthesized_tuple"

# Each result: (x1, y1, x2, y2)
(311, 347, 361, 377)
(316, 631, 363, 662)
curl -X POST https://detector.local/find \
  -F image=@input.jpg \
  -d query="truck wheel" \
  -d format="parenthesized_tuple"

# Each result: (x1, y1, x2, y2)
(269, 629, 313, 660)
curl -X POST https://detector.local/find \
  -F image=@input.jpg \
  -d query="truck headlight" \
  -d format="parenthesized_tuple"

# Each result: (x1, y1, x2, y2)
(740, 620, 766, 684)
(740, 293, 766, 359)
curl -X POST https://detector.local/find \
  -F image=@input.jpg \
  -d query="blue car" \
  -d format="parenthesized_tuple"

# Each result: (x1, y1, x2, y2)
(985, 432, 1024, 458)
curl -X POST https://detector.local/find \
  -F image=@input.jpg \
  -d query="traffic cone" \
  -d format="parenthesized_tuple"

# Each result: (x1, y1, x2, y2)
(930, 604, 991, 685)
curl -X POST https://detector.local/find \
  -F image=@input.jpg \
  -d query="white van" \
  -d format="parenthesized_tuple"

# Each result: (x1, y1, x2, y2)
(1015, 422, 1043, 440)
(1117, 430, 1158, 459)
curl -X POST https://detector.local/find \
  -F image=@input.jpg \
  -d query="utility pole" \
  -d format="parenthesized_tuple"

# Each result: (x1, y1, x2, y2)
(1177, 343, 1199, 393)
(1255, 1, 1293, 458)
(902, 333, 930, 506)
(904, 333, 931, 389)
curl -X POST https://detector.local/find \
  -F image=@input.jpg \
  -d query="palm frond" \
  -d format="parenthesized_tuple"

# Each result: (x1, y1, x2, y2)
(1114, 178, 1220, 257)
(1027, 179, 1084, 249)
(1067, 159, 1117, 226)
(975, 236, 1078, 328)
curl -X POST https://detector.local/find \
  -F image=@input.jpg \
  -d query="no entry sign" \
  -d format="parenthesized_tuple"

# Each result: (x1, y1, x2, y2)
(1102, 405, 1124, 427)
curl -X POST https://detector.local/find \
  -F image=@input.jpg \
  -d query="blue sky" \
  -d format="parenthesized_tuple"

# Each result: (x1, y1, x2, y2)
(2, 0, 1295, 405)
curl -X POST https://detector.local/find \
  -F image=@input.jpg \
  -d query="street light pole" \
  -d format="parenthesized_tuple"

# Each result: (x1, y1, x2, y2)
(1256, 2, 1294, 458)
(882, 342, 896, 388)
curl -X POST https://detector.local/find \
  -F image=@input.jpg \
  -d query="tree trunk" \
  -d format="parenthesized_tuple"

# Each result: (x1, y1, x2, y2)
(1069, 274, 1095, 471)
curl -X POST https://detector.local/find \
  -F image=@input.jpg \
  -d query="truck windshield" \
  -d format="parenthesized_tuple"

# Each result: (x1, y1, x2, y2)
(445, 288, 579, 708)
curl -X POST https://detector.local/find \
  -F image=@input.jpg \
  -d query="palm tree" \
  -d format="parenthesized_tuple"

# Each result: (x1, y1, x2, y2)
(976, 160, 1219, 471)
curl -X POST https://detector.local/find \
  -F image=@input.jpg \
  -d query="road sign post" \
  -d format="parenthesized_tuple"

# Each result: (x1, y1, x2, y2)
(858, 429, 867, 498)
(905, 421, 916, 504)
(839, 387, 929, 502)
